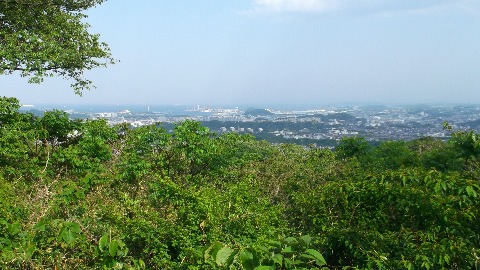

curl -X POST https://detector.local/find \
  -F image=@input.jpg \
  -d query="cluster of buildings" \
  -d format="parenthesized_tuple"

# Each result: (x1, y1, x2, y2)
(29, 104, 480, 145)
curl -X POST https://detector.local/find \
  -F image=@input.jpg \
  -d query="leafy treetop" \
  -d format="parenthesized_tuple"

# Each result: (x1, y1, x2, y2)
(0, 0, 114, 94)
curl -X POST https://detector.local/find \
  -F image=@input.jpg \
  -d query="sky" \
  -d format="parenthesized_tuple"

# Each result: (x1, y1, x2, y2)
(1, 0, 480, 106)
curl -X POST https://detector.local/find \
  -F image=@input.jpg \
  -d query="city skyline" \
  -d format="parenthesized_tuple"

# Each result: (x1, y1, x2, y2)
(2, 0, 480, 105)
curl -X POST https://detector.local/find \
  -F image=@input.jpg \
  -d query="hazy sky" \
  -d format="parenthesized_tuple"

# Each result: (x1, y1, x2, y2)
(2, 0, 480, 105)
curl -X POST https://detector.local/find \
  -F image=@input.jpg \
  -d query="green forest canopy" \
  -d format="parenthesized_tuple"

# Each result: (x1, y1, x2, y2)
(1, 96, 480, 269)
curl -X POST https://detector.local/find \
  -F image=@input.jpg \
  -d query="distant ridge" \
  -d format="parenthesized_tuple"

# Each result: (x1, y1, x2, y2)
(244, 108, 274, 116)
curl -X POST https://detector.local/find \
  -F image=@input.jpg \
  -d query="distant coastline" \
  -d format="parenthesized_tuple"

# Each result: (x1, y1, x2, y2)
(18, 103, 480, 147)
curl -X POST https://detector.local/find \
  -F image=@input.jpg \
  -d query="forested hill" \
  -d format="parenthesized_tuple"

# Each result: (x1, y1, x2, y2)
(1, 96, 480, 269)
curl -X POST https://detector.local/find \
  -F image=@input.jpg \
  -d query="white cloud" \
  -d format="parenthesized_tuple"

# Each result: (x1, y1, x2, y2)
(251, 0, 335, 13)
(248, 0, 479, 15)
(250, 0, 334, 13)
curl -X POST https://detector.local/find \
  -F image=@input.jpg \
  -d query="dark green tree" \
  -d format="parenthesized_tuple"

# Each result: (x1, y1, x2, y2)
(39, 110, 79, 150)
(336, 136, 370, 160)
(368, 140, 418, 171)
(0, 0, 114, 94)
(0, 97, 39, 172)
(0, 96, 23, 127)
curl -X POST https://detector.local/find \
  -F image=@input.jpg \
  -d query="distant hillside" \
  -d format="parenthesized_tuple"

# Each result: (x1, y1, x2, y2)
(459, 118, 480, 129)
(244, 108, 274, 116)
(300, 112, 357, 121)
(321, 112, 357, 121)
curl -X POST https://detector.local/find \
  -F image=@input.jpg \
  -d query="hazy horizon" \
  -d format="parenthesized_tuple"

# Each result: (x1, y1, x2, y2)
(19, 101, 480, 111)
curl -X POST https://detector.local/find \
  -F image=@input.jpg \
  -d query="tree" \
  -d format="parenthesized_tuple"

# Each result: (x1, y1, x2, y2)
(40, 109, 79, 150)
(171, 120, 218, 178)
(336, 136, 369, 160)
(0, 0, 114, 94)
(0, 96, 20, 125)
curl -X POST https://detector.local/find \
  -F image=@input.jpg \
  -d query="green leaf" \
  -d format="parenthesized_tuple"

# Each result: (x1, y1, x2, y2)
(67, 222, 81, 234)
(109, 240, 118, 257)
(8, 222, 21, 235)
(99, 234, 109, 252)
(75, 189, 85, 200)
(58, 222, 81, 244)
(434, 182, 441, 193)
(60, 229, 75, 244)
(284, 258, 294, 265)
(300, 254, 316, 260)
(240, 249, 259, 270)
(268, 240, 282, 249)
(466, 186, 477, 198)
(204, 242, 224, 261)
(441, 182, 447, 191)
(34, 221, 46, 232)
(26, 245, 35, 259)
(289, 259, 304, 266)
(139, 258, 146, 268)
(272, 253, 283, 265)
(299, 235, 312, 247)
(283, 237, 296, 245)
(215, 246, 237, 267)
(305, 249, 327, 266)
(253, 266, 275, 270)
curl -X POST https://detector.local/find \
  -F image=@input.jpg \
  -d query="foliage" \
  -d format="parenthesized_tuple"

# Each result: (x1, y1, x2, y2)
(0, 96, 21, 125)
(336, 136, 370, 160)
(205, 235, 327, 269)
(0, 0, 114, 93)
(290, 167, 480, 268)
(1, 98, 480, 269)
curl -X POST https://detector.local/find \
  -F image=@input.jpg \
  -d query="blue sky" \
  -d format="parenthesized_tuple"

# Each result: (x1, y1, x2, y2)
(2, 0, 480, 105)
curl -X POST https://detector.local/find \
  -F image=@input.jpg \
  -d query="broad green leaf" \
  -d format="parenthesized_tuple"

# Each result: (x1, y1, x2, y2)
(289, 260, 303, 265)
(240, 249, 259, 270)
(305, 249, 326, 266)
(204, 242, 224, 261)
(8, 222, 21, 235)
(67, 222, 81, 234)
(272, 253, 283, 265)
(26, 245, 35, 259)
(283, 237, 296, 245)
(75, 189, 85, 200)
(300, 254, 316, 260)
(99, 234, 109, 252)
(215, 246, 237, 267)
(441, 182, 447, 191)
(253, 266, 275, 270)
(34, 221, 46, 232)
(60, 229, 75, 244)
(434, 182, 441, 193)
(137, 259, 146, 268)
(299, 235, 312, 247)
(268, 240, 282, 249)
(109, 240, 119, 257)
(59, 222, 81, 244)
(466, 186, 477, 198)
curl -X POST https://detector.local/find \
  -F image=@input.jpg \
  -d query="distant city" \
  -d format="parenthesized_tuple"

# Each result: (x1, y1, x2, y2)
(20, 104, 480, 147)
